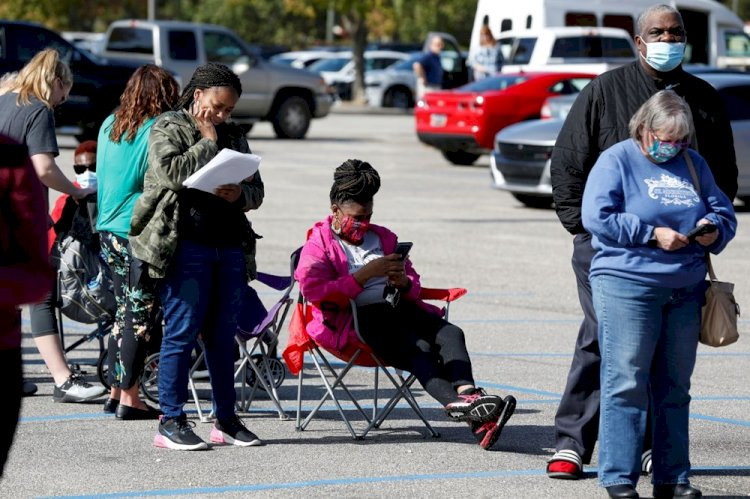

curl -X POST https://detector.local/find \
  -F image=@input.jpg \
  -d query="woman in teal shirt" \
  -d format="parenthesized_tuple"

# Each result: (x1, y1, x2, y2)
(96, 65, 179, 419)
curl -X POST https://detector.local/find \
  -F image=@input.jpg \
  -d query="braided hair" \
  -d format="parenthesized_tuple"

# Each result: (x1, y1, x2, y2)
(329, 159, 381, 205)
(175, 62, 242, 110)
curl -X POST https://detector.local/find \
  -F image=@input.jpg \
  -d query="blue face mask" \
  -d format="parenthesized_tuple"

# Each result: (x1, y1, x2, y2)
(648, 138, 684, 163)
(641, 41, 685, 72)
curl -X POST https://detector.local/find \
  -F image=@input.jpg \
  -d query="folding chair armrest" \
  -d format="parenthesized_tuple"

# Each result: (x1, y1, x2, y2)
(255, 272, 292, 291)
(418, 287, 467, 303)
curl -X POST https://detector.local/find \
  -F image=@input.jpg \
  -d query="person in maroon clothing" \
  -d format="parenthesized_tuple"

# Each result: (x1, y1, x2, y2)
(0, 135, 53, 476)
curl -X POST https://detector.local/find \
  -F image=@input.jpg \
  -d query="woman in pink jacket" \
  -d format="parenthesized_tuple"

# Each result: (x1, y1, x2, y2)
(296, 159, 516, 450)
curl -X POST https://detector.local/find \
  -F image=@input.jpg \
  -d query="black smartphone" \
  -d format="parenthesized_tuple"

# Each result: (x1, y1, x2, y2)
(394, 241, 413, 260)
(686, 223, 717, 241)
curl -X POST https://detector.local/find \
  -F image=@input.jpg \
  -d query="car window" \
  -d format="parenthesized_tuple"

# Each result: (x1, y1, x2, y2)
(552, 36, 634, 59)
(549, 78, 592, 95)
(9, 26, 73, 63)
(168, 30, 197, 61)
(370, 57, 401, 70)
(720, 85, 750, 121)
(391, 53, 422, 71)
(509, 38, 536, 64)
(724, 31, 750, 57)
(204, 31, 247, 65)
(106, 27, 153, 54)
(461, 75, 527, 92)
(309, 57, 350, 72)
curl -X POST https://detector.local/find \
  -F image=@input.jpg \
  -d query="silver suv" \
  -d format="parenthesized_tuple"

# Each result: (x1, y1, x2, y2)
(102, 20, 334, 138)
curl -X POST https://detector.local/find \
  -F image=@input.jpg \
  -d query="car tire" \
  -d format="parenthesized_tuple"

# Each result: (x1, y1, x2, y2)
(272, 96, 311, 139)
(383, 87, 413, 109)
(737, 195, 750, 205)
(441, 150, 480, 166)
(512, 193, 553, 209)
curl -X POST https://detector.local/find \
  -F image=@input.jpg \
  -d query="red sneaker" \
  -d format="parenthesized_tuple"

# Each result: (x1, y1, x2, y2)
(546, 449, 583, 479)
(445, 387, 503, 423)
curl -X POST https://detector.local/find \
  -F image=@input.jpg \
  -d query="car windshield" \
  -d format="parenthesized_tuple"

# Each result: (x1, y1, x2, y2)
(309, 57, 350, 72)
(460, 75, 528, 92)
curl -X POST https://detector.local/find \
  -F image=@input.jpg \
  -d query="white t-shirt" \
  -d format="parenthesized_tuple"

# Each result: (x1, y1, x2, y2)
(336, 231, 387, 306)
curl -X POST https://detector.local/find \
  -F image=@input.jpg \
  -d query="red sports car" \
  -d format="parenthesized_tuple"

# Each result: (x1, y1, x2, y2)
(415, 72, 595, 165)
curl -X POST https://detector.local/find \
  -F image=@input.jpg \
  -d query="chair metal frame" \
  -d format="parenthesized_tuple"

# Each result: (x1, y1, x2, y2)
(294, 287, 466, 440)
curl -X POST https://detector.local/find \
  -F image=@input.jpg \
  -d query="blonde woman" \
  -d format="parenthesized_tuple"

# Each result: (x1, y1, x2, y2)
(0, 49, 104, 402)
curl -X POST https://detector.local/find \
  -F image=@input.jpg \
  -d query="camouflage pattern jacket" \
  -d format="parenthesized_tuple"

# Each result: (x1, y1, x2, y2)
(129, 109, 264, 280)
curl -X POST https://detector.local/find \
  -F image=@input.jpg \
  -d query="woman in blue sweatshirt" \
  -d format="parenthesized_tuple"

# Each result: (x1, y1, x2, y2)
(582, 90, 736, 498)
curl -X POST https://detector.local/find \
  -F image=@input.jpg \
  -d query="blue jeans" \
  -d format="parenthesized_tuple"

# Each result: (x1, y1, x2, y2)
(158, 240, 245, 421)
(591, 274, 704, 488)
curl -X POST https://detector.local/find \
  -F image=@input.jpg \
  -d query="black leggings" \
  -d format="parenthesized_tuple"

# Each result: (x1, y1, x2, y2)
(356, 301, 474, 406)
(0, 346, 22, 477)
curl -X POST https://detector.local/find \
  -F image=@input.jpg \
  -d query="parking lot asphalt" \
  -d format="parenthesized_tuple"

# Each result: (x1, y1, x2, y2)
(4, 112, 749, 498)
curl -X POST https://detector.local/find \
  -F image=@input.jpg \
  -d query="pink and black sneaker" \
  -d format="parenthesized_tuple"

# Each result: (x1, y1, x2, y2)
(210, 414, 263, 447)
(445, 387, 503, 423)
(470, 395, 516, 450)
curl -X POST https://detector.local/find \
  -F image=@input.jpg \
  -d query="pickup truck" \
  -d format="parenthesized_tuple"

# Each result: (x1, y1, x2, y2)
(101, 20, 335, 139)
(0, 20, 141, 141)
(498, 26, 636, 75)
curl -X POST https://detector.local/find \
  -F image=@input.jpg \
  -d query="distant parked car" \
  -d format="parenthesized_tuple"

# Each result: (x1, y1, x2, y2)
(489, 72, 750, 207)
(416, 72, 594, 165)
(1, 20, 141, 141)
(366, 33, 470, 109)
(308, 50, 408, 100)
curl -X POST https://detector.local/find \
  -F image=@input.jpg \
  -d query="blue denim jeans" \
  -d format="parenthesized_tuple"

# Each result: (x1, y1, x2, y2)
(591, 274, 704, 488)
(158, 240, 245, 421)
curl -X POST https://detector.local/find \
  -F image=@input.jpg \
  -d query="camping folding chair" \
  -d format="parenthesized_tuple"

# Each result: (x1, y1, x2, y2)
(139, 250, 299, 423)
(290, 285, 467, 440)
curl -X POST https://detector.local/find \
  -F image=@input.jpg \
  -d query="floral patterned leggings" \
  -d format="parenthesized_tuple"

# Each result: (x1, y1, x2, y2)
(100, 232, 162, 389)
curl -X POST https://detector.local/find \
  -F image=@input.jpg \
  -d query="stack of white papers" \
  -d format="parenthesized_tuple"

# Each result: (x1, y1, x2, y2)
(183, 149, 261, 193)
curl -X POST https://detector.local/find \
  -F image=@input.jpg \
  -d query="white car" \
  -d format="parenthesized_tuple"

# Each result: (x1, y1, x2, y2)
(270, 50, 338, 69)
(490, 72, 750, 208)
(365, 52, 421, 108)
(308, 50, 408, 100)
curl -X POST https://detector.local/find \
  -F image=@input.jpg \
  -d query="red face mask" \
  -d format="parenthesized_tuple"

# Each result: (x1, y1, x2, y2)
(336, 215, 370, 244)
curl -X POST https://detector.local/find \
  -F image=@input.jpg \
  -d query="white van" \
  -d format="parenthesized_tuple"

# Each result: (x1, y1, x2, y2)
(497, 26, 637, 75)
(471, 0, 750, 69)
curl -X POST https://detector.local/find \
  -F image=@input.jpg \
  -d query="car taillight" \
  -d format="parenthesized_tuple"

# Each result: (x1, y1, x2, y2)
(417, 99, 427, 109)
(540, 101, 551, 119)
(471, 95, 484, 111)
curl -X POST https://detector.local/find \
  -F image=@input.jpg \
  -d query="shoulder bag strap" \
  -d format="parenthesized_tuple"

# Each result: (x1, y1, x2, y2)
(682, 151, 718, 282)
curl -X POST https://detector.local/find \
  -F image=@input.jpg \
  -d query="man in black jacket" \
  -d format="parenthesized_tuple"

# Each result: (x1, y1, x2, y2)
(547, 3, 737, 481)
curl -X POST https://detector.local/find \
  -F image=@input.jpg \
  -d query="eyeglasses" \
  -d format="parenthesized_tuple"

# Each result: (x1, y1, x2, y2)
(650, 131, 690, 149)
(73, 163, 96, 175)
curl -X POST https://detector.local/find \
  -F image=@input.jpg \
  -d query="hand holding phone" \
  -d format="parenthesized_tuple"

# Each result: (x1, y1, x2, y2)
(686, 223, 717, 241)
(394, 241, 413, 261)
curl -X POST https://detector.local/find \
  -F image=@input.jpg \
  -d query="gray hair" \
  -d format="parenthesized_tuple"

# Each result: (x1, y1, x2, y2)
(629, 90, 694, 142)
(636, 4, 684, 35)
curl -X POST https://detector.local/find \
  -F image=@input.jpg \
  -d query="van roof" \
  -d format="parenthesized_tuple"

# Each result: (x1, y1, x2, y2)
(496, 26, 632, 38)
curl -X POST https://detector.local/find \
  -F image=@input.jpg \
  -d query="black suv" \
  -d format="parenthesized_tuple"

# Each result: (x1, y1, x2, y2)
(0, 20, 141, 141)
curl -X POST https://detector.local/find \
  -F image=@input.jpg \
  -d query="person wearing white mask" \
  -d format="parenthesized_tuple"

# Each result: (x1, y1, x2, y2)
(546, 4, 737, 493)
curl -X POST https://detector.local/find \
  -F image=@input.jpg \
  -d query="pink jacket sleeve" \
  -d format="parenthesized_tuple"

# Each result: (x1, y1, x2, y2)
(296, 238, 362, 308)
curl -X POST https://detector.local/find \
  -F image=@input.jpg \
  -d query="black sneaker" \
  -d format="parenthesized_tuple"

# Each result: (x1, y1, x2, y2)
(211, 414, 263, 447)
(154, 415, 208, 451)
(22, 380, 38, 397)
(444, 387, 503, 423)
(470, 395, 516, 450)
(53, 373, 106, 402)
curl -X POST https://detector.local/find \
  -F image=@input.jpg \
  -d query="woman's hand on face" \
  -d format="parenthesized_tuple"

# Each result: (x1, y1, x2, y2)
(214, 184, 242, 203)
(193, 104, 218, 142)
(653, 227, 689, 251)
(354, 254, 404, 286)
(694, 218, 720, 247)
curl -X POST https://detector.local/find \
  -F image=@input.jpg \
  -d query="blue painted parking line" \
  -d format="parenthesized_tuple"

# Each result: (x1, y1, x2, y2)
(41, 465, 750, 498)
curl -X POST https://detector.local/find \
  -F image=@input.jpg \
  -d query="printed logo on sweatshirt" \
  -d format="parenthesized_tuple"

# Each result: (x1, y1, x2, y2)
(643, 174, 700, 207)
